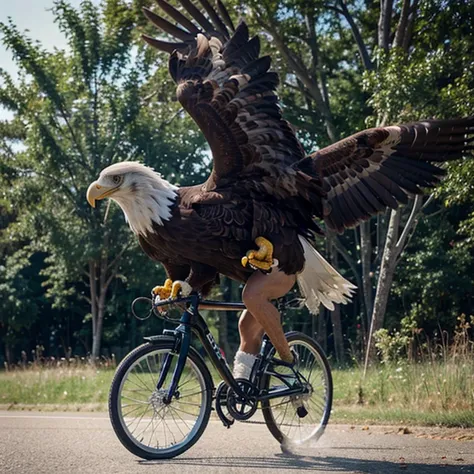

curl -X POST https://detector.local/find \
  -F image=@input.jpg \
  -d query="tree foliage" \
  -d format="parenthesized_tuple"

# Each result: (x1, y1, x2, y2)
(0, 0, 473, 364)
(0, 0, 207, 361)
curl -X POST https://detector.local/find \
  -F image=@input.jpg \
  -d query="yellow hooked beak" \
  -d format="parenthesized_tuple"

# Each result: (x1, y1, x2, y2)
(86, 181, 119, 208)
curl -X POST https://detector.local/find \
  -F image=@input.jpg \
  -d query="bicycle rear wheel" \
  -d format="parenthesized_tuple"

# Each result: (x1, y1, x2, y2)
(260, 332, 333, 448)
(109, 339, 213, 459)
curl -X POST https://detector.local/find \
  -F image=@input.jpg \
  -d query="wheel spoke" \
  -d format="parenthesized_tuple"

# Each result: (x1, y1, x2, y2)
(271, 397, 291, 409)
(121, 394, 150, 405)
(263, 337, 332, 446)
(131, 363, 154, 392)
(277, 397, 290, 430)
(175, 400, 202, 407)
(178, 388, 204, 398)
(127, 372, 152, 393)
(169, 408, 186, 439)
(112, 344, 209, 457)
(168, 404, 200, 418)
(122, 404, 148, 418)
(128, 404, 153, 435)
(145, 354, 160, 389)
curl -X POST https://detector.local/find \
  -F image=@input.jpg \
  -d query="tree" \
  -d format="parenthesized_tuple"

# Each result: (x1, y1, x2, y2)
(232, 0, 474, 362)
(1, 0, 472, 364)
(362, 0, 474, 364)
(0, 0, 207, 359)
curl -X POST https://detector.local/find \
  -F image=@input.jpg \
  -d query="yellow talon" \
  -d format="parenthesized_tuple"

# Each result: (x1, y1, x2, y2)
(152, 279, 173, 299)
(171, 281, 182, 299)
(152, 279, 192, 300)
(241, 237, 275, 271)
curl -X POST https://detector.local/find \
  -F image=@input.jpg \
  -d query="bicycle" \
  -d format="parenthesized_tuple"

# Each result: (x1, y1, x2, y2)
(109, 293, 333, 459)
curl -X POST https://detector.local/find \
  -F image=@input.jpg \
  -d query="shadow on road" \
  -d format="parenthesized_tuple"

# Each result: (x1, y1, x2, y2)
(139, 453, 473, 473)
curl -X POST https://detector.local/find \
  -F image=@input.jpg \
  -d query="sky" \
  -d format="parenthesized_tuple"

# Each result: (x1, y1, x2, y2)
(0, 0, 100, 120)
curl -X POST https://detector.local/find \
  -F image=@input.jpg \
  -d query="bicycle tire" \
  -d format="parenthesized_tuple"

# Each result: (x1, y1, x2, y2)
(109, 340, 213, 459)
(260, 331, 333, 447)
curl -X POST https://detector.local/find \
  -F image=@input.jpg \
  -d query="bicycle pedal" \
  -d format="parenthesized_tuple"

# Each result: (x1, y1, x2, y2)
(215, 381, 235, 428)
(296, 405, 308, 418)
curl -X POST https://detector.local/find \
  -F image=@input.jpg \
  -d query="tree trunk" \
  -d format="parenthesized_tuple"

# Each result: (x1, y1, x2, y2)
(394, 0, 411, 48)
(364, 196, 424, 370)
(89, 260, 98, 358)
(304, 14, 338, 143)
(364, 208, 400, 369)
(259, 14, 338, 144)
(89, 248, 115, 361)
(378, 0, 393, 52)
(329, 240, 345, 364)
(360, 221, 373, 327)
(331, 305, 344, 364)
(336, 0, 374, 70)
(317, 306, 328, 352)
(4, 343, 13, 366)
(91, 292, 106, 360)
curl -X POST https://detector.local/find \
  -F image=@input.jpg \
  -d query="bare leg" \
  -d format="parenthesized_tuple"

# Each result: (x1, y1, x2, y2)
(242, 269, 296, 362)
(238, 310, 264, 354)
(232, 311, 262, 379)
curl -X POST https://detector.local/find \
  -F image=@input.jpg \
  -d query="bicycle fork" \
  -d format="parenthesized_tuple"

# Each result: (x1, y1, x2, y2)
(155, 324, 191, 404)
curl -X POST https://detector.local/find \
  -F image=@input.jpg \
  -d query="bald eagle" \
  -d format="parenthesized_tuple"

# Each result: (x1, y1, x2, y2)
(87, 0, 473, 312)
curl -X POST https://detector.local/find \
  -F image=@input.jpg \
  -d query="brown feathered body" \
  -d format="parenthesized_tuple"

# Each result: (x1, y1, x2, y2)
(136, 174, 317, 294)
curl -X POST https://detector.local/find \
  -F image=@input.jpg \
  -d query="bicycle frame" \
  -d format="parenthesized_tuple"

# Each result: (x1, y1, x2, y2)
(147, 294, 307, 404)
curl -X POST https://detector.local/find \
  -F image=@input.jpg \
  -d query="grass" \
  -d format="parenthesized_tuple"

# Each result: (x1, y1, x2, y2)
(332, 406, 474, 427)
(330, 361, 474, 427)
(0, 367, 113, 409)
(334, 361, 474, 410)
(1, 358, 474, 427)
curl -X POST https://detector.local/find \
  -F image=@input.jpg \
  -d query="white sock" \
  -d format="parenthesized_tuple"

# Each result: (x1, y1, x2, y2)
(233, 350, 257, 380)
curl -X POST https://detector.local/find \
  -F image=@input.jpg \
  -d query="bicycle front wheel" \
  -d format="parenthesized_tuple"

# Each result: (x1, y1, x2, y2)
(261, 332, 333, 448)
(109, 340, 213, 459)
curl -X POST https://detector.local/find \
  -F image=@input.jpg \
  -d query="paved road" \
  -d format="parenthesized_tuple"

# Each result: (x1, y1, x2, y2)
(1, 411, 473, 473)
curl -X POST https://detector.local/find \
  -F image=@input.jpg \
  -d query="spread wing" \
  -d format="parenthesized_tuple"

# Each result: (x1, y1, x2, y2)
(302, 118, 474, 233)
(142, 1, 305, 197)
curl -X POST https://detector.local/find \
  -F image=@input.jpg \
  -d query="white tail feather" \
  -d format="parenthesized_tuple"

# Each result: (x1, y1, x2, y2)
(296, 236, 356, 314)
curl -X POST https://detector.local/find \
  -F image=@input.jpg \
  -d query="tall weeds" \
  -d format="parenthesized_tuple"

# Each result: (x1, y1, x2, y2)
(334, 315, 474, 416)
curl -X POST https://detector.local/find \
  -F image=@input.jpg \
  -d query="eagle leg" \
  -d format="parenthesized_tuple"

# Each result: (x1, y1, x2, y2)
(171, 280, 192, 298)
(152, 278, 173, 299)
(152, 279, 192, 299)
(241, 236, 275, 272)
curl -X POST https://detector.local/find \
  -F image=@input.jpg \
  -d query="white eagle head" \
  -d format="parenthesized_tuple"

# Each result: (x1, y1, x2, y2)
(86, 162, 178, 235)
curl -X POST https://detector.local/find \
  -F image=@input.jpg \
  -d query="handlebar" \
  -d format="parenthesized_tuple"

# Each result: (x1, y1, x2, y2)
(153, 296, 245, 311)
(131, 295, 246, 321)
(131, 293, 303, 321)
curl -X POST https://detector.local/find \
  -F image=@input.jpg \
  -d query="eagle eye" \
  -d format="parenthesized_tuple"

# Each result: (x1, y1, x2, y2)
(112, 175, 123, 185)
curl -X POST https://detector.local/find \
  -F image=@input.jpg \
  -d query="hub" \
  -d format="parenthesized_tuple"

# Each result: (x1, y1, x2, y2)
(148, 388, 170, 412)
(290, 382, 312, 418)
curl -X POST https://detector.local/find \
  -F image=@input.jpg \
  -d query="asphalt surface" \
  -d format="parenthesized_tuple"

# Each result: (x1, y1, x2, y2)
(1, 411, 473, 474)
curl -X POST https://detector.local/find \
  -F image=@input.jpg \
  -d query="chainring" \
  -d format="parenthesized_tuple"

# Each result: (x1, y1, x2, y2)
(226, 379, 258, 421)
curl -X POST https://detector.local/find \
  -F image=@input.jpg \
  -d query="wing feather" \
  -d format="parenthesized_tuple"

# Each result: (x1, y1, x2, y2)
(141, 34, 187, 54)
(197, 0, 229, 36)
(154, 0, 200, 33)
(216, 0, 235, 32)
(142, 2, 473, 239)
(142, 7, 195, 42)
(178, 0, 215, 32)
(144, 5, 305, 194)
(303, 117, 474, 233)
